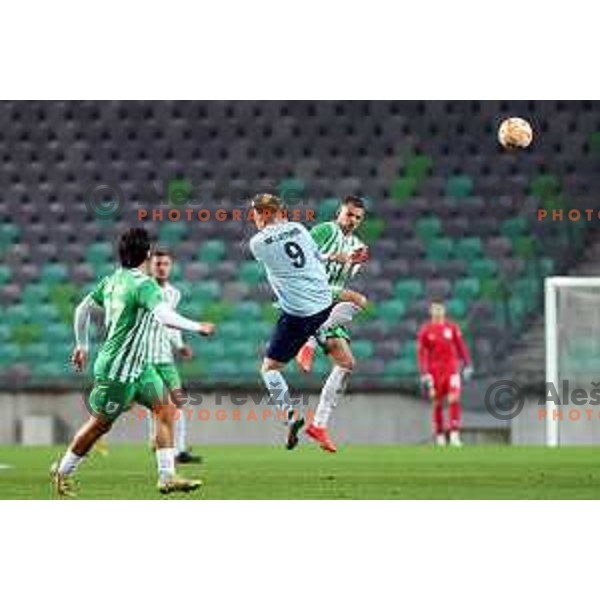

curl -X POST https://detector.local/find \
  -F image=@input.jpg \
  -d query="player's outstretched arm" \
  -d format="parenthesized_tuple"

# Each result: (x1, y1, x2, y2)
(72, 294, 102, 371)
(152, 302, 216, 337)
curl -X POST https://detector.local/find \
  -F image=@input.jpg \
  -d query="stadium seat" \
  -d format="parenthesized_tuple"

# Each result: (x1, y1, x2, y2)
(378, 299, 407, 324)
(390, 176, 418, 202)
(446, 175, 474, 198)
(415, 216, 442, 241)
(454, 237, 482, 261)
(427, 237, 454, 262)
(453, 278, 480, 301)
(239, 261, 264, 285)
(197, 239, 226, 263)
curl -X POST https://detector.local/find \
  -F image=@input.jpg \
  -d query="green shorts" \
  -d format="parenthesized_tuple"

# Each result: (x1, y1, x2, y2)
(153, 363, 182, 392)
(88, 365, 166, 421)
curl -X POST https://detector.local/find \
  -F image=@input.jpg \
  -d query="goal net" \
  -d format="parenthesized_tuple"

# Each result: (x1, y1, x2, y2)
(545, 277, 600, 446)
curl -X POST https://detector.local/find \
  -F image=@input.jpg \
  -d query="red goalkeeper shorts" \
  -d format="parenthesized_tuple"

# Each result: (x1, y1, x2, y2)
(431, 371, 462, 399)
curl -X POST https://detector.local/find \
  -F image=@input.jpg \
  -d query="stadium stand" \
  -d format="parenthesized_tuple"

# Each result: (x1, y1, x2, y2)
(0, 101, 599, 400)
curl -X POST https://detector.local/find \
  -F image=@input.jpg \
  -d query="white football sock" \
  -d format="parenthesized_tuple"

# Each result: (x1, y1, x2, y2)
(175, 414, 187, 454)
(156, 447, 176, 483)
(314, 366, 351, 427)
(261, 369, 299, 424)
(58, 450, 84, 476)
(319, 302, 361, 331)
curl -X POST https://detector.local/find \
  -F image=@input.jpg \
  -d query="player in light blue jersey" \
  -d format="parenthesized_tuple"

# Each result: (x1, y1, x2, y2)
(249, 194, 361, 450)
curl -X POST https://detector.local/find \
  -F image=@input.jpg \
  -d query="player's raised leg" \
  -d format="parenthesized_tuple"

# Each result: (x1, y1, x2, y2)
(306, 336, 353, 452)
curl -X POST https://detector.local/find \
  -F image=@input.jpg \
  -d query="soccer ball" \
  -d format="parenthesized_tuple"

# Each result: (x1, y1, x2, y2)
(498, 117, 533, 149)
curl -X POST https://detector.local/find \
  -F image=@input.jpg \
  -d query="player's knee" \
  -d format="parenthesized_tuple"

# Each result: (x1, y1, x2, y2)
(354, 293, 368, 310)
(448, 394, 460, 404)
(336, 355, 355, 371)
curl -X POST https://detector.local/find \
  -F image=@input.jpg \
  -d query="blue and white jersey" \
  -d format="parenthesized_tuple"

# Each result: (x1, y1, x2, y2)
(249, 221, 333, 317)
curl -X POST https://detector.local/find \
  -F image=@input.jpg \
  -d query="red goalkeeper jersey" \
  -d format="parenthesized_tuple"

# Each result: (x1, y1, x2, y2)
(417, 320, 471, 375)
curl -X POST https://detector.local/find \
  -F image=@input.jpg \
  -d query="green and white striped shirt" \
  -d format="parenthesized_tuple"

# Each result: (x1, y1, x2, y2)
(146, 282, 184, 365)
(90, 268, 163, 383)
(310, 221, 365, 294)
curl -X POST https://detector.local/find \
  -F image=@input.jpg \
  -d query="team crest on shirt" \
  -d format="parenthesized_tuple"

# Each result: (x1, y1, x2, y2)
(444, 327, 452, 339)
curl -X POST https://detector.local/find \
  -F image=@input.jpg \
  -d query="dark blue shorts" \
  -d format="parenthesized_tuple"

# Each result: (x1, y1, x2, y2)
(266, 305, 333, 364)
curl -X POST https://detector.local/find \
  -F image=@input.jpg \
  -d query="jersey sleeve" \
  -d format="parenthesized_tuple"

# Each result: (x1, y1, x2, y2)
(416, 325, 430, 375)
(310, 222, 336, 249)
(453, 323, 472, 366)
(90, 277, 108, 306)
(137, 278, 163, 312)
(249, 234, 263, 261)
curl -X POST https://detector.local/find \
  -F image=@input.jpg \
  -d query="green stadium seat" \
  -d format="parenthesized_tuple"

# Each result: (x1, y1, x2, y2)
(401, 339, 417, 359)
(32, 362, 66, 380)
(46, 323, 71, 344)
(5, 305, 29, 325)
(352, 340, 374, 360)
(239, 261, 264, 285)
(469, 258, 498, 279)
(390, 176, 418, 202)
(501, 216, 529, 239)
(317, 198, 339, 221)
(454, 237, 482, 261)
(219, 321, 244, 339)
(529, 174, 560, 201)
(195, 338, 227, 360)
(540, 257, 554, 276)
(394, 280, 424, 302)
(0, 223, 19, 250)
(427, 237, 454, 262)
(11, 323, 42, 345)
(159, 221, 188, 245)
(236, 301, 261, 319)
(261, 303, 279, 324)
(480, 278, 508, 301)
(446, 298, 467, 319)
(86, 242, 113, 265)
(404, 154, 433, 183)
(590, 131, 600, 155)
(384, 357, 418, 378)
(453, 278, 480, 301)
(513, 236, 537, 259)
(378, 299, 407, 324)
(446, 175, 473, 198)
(278, 177, 305, 202)
(416, 217, 442, 241)
(0, 344, 21, 364)
(22, 284, 49, 305)
(189, 280, 221, 303)
(202, 301, 233, 323)
(360, 217, 385, 243)
(41, 264, 68, 284)
(0, 265, 11, 285)
(198, 239, 226, 263)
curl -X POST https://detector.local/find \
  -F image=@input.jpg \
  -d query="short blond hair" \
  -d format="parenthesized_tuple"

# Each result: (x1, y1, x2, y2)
(251, 193, 284, 221)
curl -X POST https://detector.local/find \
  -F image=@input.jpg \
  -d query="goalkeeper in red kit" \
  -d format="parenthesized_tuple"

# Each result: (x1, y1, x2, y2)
(416, 298, 473, 447)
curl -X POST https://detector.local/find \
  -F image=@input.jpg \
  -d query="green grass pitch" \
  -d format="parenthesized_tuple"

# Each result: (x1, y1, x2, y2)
(1, 444, 600, 499)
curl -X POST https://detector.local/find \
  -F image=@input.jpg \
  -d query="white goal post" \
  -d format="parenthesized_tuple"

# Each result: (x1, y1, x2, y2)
(545, 277, 600, 447)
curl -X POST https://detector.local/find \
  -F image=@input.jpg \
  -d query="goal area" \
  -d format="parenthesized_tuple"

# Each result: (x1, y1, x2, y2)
(545, 277, 600, 446)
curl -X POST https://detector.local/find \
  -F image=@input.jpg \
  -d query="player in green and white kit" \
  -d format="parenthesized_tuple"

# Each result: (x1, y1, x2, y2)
(147, 247, 201, 464)
(51, 228, 215, 497)
(297, 196, 370, 452)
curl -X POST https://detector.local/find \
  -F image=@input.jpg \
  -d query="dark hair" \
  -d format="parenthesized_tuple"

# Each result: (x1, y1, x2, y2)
(118, 227, 151, 268)
(430, 296, 445, 306)
(342, 195, 366, 210)
(153, 246, 175, 260)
